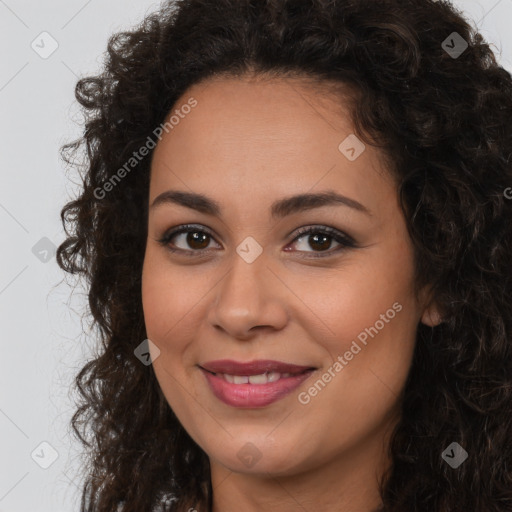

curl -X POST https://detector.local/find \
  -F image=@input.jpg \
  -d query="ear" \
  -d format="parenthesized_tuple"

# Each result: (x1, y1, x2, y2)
(420, 301, 443, 327)
(418, 284, 443, 327)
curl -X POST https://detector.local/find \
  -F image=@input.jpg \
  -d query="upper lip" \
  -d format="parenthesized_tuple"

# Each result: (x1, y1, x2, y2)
(199, 359, 316, 376)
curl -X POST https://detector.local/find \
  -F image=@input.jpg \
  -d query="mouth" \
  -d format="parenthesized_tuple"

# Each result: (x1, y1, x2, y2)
(198, 360, 317, 408)
(200, 367, 314, 384)
(199, 359, 317, 376)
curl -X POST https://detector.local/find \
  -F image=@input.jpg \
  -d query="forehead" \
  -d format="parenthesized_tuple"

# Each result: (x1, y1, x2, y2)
(158, 75, 356, 151)
(149, 76, 395, 219)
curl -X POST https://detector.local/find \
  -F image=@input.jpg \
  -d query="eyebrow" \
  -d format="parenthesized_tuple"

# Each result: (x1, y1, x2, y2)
(150, 190, 372, 218)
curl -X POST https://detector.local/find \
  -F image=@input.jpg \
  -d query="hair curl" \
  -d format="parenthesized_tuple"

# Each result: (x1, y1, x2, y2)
(57, 0, 512, 510)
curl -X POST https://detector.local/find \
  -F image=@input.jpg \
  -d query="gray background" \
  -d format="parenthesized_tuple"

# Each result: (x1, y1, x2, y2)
(1, 0, 511, 510)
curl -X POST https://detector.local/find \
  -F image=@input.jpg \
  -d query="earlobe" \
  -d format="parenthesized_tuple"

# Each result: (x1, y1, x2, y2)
(420, 303, 443, 327)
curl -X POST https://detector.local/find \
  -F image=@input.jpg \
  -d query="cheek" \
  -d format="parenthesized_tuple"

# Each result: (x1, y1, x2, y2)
(141, 250, 197, 339)
(141, 253, 198, 408)
(141, 252, 186, 352)
(304, 243, 415, 341)
(293, 264, 418, 455)
(141, 260, 169, 339)
(141, 251, 220, 373)
(305, 231, 419, 379)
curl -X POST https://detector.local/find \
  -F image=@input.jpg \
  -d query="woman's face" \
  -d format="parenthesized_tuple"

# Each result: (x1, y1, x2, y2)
(142, 76, 439, 480)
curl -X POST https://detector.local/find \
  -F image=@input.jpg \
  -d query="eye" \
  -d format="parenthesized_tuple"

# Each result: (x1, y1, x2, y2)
(286, 225, 356, 258)
(157, 224, 356, 258)
(157, 224, 220, 254)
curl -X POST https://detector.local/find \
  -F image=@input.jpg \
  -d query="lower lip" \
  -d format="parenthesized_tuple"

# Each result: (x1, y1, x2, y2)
(200, 368, 315, 408)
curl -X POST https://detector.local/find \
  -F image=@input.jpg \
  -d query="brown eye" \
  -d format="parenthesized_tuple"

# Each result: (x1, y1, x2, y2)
(305, 233, 333, 251)
(182, 231, 211, 250)
(167, 230, 213, 250)
(158, 225, 220, 253)
(288, 226, 355, 257)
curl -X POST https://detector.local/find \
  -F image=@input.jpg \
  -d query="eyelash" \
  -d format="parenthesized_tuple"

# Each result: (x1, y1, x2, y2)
(157, 224, 357, 259)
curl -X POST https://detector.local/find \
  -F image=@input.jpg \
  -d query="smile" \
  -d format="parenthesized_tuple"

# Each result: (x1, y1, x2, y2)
(200, 367, 316, 408)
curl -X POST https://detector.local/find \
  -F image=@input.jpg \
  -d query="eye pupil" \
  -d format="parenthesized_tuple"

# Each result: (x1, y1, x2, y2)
(188, 231, 209, 249)
(309, 233, 331, 251)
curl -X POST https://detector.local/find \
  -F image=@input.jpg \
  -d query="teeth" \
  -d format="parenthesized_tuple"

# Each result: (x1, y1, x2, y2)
(220, 371, 294, 384)
(248, 373, 268, 384)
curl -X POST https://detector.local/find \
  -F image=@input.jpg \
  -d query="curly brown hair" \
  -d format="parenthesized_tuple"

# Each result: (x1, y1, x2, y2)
(56, 0, 512, 510)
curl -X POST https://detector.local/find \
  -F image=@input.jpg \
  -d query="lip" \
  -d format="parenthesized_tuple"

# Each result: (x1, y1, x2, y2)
(198, 360, 317, 408)
(199, 359, 316, 376)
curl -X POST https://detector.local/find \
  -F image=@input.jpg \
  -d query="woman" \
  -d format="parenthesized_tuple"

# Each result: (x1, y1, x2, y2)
(57, 0, 512, 510)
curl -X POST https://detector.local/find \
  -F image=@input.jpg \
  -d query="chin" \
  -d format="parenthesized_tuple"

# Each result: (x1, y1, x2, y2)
(207, 437, 309, 476)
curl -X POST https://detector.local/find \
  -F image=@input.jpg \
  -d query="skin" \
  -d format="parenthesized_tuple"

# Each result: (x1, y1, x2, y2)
(141, 74, 441, 512)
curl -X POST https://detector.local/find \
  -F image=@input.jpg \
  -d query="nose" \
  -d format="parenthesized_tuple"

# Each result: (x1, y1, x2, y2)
(207, 251, 288, 340)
